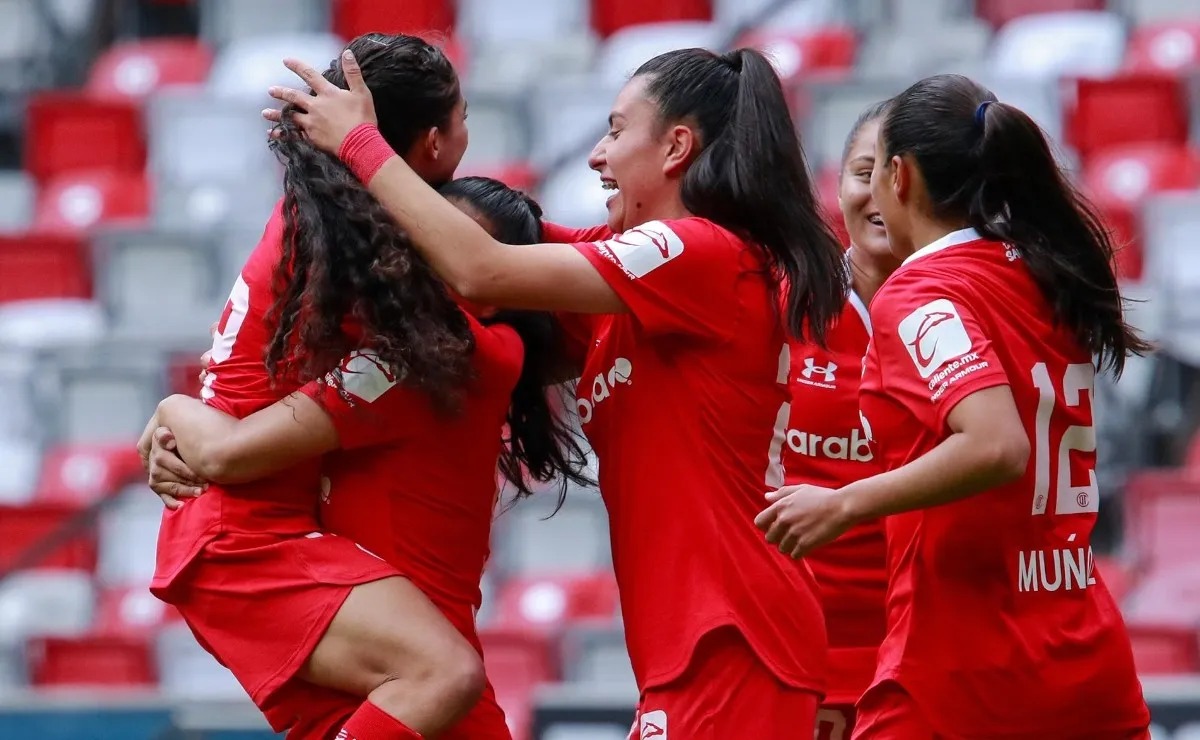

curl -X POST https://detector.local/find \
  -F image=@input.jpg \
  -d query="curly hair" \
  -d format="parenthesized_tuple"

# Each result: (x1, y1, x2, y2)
(265, 33, 472, 410)
(439, 177, 595, 508)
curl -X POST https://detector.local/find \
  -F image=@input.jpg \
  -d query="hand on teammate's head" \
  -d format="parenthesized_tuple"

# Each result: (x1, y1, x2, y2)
(266, 50, 378, 156)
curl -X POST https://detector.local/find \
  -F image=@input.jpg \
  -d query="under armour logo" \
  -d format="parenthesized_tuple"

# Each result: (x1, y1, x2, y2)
(800, 357, 837, 384)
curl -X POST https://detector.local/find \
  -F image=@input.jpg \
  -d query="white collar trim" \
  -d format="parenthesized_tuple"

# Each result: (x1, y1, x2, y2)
(902, 227, 982, 266)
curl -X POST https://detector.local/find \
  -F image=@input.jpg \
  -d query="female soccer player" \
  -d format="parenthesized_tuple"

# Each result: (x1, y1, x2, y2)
(757, 74, 1151, 739)
(143, 34, 509, 740)
(145, 177, 587, 740)
(266, 46, 847, 736)
(778, 101, 898, 740)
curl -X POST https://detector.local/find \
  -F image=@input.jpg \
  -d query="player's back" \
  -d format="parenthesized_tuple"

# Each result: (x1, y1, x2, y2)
(154, 204, 323, 594)
(864, 234, 1147, 737)
(312, 315, 524, 618)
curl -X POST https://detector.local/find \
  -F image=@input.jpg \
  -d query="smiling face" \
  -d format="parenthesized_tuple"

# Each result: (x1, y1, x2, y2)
(587, 76, 692, 233)
(839, 118, 889, 259)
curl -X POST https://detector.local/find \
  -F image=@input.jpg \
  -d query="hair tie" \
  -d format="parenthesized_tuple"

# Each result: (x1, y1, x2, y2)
(974, 100, 994, 129)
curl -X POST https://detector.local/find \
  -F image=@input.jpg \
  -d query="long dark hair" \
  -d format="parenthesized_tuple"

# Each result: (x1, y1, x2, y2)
(633, 47, 847, 344)
(879, 74, 1150, 376)
(439, 176, 594, 506)
(266, 33, 473, 409)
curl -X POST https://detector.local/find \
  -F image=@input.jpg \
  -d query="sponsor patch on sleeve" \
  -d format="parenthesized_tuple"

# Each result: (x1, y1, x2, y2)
(896, 298, 974, 378)
(593, 220, 685, 278)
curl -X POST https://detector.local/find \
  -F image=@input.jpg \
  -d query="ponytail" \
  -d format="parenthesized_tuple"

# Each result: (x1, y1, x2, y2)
(881, 74, 1150, 376)
(634, 48, 847, 344)
(439, 176, 595, 510)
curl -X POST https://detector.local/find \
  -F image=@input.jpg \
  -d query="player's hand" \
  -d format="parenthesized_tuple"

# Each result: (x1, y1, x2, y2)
(148, 427, 207, 510)
(266, 50, 377, 156)
(754, 484, 853, 559)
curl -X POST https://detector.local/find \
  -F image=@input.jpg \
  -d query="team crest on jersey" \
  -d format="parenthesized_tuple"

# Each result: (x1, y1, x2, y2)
(596, 221, 684, 279)
(639, 710, 667, 739)
(331, 350, 400, 403)
(897, 299, 974, 378)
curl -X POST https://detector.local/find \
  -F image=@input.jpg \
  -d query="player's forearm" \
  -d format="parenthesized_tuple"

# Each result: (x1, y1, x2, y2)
(365, 156, 509, 302)
(155, 395, 245, 484)
(840, 430, 1028, 521)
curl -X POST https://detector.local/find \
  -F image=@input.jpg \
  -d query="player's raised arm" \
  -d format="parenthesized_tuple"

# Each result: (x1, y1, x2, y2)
(267, 52, 625, 315)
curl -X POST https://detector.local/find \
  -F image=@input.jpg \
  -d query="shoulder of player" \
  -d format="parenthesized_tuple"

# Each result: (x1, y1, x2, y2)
(469, 315, 525, 376)
(615, 217, 749, 254)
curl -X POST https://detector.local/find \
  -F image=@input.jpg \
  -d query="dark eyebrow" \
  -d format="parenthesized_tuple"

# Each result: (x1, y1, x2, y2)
(847, 155, 874, 167)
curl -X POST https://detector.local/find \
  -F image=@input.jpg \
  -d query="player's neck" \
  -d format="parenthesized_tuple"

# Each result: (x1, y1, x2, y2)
(907, 217, 969, 259)
(849, 258, 888, 304)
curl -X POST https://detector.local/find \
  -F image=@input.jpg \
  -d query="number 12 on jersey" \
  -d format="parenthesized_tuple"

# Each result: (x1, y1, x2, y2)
(1030, 362, 1098, 516)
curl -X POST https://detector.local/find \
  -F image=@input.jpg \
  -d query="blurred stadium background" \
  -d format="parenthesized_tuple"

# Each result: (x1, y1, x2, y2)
(0, 0, 1199, 737)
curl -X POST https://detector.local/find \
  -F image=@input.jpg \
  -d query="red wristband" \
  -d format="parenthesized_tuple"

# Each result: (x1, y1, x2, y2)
(338, 123, 394, 184)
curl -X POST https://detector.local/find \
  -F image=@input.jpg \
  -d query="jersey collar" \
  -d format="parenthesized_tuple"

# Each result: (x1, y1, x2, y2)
(902, 227, 981, 266)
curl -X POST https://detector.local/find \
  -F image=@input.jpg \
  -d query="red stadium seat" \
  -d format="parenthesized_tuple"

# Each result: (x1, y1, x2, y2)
(737, 27, 857, 84)
(28, 634, 156, 688)
(86, 38, 213, 101)
(1065, 74, 1190, 164)
(24, 92, 146, 183)
(479, 627, 557, 740)
(493, 572, 619, 633)
(1125, 622, 1200, 675)
(1093, 554, 1134, 606)
(34, 170, 151, 235)
(35, 443, 145, 506)
(94, 586, 180, 636)
(1124, 469, 1200, 573)
(1126, 22, 1200, 74)
(592, 0, 712, 38)
(1081, 144, 1200, 280)
(333, 0, 455, 38)
(0, 503, 98, 573)
(0, 233, 91, 304)
(974, 0, 1105, 28)
(1187, 433, 1200, 472)
(167, 351, 206, 397)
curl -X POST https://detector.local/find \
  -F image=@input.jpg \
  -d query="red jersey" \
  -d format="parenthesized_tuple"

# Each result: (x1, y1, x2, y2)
(784, 288, 887, 705)
(859, 228, 1149, 737)
(299, 313, 523, 614)
(154, 203, 322, 594)
(544, 219, 828, 693)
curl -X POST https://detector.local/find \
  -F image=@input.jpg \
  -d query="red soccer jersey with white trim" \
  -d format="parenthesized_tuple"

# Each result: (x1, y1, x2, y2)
(154, 202, 323, 592)
(544, 219, 828, 693)
(859, 228, 1149, 737)
(784, 291, 886, 705)
(299, 313, 523, 613)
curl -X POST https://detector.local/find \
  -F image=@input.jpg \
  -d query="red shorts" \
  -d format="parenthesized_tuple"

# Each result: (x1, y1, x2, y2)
(817, 644, 875, 738)
(853, 681, 939, 739)
(629, 626, 819, 740)
(853, 682, 1150, 740)
(154, 530, 399, 717)
(265, 677, 512, 740)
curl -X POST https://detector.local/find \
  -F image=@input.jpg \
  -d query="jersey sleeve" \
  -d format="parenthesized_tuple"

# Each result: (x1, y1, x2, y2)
(542, 221, 613, 244)
(570, 218, 743, 340)
(870, 270, 1011, 431)
(299, 315, 511, 450)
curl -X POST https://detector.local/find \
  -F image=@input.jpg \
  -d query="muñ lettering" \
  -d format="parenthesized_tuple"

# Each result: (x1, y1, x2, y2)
(1018, 546, 1096, 592)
